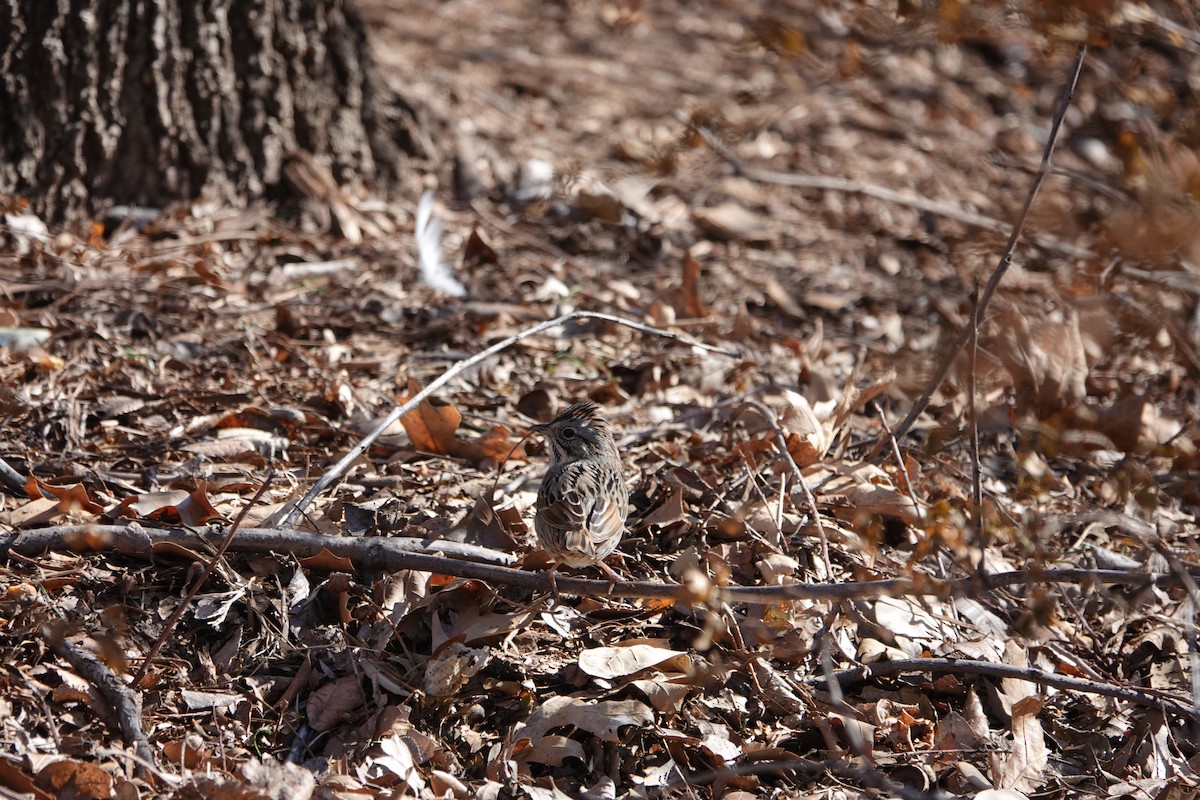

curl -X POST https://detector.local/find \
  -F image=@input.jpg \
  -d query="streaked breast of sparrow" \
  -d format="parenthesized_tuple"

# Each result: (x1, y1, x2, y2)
(530, 400, 628, 586)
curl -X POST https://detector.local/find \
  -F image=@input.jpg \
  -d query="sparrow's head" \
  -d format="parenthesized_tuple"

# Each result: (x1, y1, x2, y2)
(531, 400, 617, 463)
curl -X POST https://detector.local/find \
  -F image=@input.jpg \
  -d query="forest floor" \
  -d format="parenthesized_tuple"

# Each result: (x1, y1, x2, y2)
(3, 1, 1200, 799)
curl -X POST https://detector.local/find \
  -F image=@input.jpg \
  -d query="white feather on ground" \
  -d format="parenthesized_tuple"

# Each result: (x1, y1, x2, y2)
(416, 189, 467, 297)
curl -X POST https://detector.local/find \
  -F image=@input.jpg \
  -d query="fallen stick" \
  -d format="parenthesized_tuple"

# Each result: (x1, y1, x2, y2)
(686, 115, 1095, 261)
(1, 524, 516, 566)
(41, 627, 155, 772)
(812, 656, 1195, 718)
(5, 523, 1191, 603)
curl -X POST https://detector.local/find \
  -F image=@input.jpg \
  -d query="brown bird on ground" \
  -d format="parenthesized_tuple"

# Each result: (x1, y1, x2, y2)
(530, 400, 628, 592)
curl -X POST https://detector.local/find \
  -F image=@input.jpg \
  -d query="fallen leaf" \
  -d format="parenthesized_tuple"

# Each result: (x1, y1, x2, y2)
(424, 642, 490, 696)
(239, 758, 317, 800)
(629, 678, 691, 712)
(992, 305, 1088, 417)
(146, 481, 227, 526)
(694, 201, 769, 242)
(298, 548, 356, 573)
(399, 379, 525, 464)
(781, 392, 830, 465)
(515, 696, 654, 744)
(997, 696, 1047, 793)
(35, 758, 112, 800)
(24, 476, 103, 516)
(307, 674, 365, 732)
(809, 461, 925, 526)
(374, 735, 426, 795)
(514, 734, 585, 766)
(578, 644, 689, 679)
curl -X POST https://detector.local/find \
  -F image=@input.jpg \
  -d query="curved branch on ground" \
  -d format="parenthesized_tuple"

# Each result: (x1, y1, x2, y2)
(812, 656, 1195, 718)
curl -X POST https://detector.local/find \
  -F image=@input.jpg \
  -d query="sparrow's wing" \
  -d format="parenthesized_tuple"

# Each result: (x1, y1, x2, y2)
(536, 464, 626, 562)
(583, 469, 627, 555)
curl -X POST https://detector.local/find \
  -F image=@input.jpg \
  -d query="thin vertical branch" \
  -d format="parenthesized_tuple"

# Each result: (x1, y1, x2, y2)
(872, 401, 923, 525)
(738, 400, 830, 580)
(131, 471, 274, 687)
(887, 46, 1087, 448)
(968, 284, 984, 561)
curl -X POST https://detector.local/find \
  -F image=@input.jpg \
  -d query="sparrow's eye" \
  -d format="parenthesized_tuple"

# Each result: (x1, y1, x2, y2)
(562, 427, 576, 439)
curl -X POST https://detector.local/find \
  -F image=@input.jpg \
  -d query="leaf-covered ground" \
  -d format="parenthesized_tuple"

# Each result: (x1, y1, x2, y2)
(2, 1, 1200, 798)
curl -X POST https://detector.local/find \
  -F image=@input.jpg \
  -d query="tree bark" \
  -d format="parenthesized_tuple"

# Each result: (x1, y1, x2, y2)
(0, 0, 409, 225)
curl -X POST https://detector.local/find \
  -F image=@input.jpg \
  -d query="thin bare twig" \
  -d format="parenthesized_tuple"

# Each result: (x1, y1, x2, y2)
(1158, 541, 1200, 731)
(96, 746, 183, 787)
(657, 755, 950, 800)
(686, 114, 1095, 261)
(871, 400, 923, 524)
(812, 657, 1195, 719)
(41, 627, 155, 771)
(733, 449, 787, 550)
(968, 284, 984, 552)
(737, 400, 830, 580)
(130, 471, 274, 687)
(278, 310, 740, 528)
(887, 45, 1087, 447)
(0, 456, 27, 496)
(0, 523, 519, 566)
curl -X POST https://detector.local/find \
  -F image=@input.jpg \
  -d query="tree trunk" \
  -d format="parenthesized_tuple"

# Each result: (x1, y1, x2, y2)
(0, 0, 410, 225)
